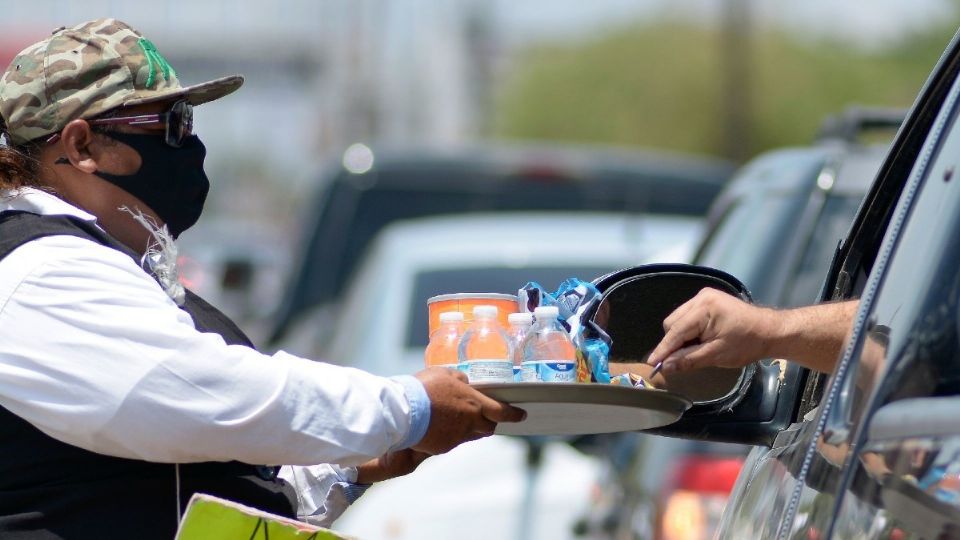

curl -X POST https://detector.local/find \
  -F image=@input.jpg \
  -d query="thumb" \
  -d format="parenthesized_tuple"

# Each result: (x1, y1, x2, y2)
(480, 395, 526, 423)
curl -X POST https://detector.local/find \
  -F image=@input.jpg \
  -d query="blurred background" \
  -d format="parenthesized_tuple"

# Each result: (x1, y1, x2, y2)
(2, 1, 956, 327)
(2, 1, 959, 538)
(1, 0, 956, 326)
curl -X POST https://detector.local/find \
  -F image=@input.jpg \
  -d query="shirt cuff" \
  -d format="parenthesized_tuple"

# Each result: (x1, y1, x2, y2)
(332, 466, 368, 505)
(389, 375, 431, 451)
(341, 482, 371, 504)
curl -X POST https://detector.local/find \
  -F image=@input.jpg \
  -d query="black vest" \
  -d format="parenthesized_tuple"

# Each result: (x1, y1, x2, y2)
(0, 211, 297, 539)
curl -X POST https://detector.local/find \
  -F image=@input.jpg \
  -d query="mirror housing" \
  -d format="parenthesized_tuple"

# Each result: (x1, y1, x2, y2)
(587, 264, 804, 446)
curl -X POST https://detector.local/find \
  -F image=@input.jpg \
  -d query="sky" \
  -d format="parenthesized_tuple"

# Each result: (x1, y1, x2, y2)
(494, 0, 957, 48)
(0, 0, 956, 49)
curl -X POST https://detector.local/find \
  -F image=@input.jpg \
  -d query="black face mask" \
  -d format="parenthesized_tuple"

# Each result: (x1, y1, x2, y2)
(94, 132, 210, 238)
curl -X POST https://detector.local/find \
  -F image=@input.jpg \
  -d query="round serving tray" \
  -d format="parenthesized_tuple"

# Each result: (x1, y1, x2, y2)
(473, 382, 692, 436)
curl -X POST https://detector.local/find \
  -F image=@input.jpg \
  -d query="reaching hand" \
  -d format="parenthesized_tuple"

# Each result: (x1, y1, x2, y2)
(356, 448, 431, 484)
(646, 287, 776, 374)
(646, 288, 857, 375)
(412, 367, 526, 455)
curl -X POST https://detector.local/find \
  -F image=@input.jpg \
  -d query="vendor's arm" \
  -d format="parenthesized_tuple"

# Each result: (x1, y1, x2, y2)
(647, 287, 858, 375)
(0, 235, 521, 465)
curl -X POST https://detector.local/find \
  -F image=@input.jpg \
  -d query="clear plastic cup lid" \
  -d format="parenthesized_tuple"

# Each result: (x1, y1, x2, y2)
(508, 312, 534, 325)
(473, 305, 499, 318)
(533, 305, 560, 318)
(439, 311, 465, 322)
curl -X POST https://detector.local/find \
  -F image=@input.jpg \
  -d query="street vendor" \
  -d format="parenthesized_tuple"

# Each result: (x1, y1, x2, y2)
(0, 18, 523, 538)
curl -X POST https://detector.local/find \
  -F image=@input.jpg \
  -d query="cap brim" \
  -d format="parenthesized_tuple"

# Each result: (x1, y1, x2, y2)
(121, 74, 244, 108)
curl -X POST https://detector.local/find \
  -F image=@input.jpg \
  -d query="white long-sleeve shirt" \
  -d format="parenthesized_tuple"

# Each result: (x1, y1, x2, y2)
(0, 187, 430, 524)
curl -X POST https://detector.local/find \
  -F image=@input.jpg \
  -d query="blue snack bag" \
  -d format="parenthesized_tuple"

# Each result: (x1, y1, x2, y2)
(519, 278, 612, 383)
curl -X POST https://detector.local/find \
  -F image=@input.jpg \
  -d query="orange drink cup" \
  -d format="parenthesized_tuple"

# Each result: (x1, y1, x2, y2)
(427, 293, 519, 338)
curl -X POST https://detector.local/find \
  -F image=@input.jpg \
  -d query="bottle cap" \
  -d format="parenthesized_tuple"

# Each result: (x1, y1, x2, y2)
(533, 305, 560, 319)
(508, 312, 534, 325)
(439, 311, 465, 323)
(473, 305, 498, 318)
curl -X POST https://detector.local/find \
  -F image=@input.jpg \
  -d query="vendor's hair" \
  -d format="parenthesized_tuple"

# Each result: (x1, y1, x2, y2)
(0, 116, 46, 190)
(0, 144, 41, 190)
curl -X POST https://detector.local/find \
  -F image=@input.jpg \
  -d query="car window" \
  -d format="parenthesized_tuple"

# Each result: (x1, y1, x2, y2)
(782, 194, 864, 307)
(406, 265, 624, 348)
(695, 193, 802, 301)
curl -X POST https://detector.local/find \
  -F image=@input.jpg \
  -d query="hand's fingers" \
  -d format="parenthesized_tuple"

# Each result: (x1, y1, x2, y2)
(473, 416, 497, 436)
(661, 344, 704, 373)
(682, 340, 731, 369)
(463, 430, 493, 444)
(410, 451, 431, 466)
(648, 308, 708, 366)
(663, 296, 699, 330)
(451, 369, 468, 383)
(478, 395, 526, 423)
(662, 341, 728, 373)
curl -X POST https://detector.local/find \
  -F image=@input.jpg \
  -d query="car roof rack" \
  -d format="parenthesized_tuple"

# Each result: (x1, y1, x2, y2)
(815, 105, 906, 144)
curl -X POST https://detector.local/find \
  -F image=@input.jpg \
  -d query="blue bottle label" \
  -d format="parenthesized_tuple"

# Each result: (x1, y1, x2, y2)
(520, 360, 577, 383)
(467, 360, 513, 383)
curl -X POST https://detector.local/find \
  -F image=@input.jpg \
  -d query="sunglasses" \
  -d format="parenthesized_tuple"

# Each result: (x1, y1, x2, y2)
(46, 99, 194, 148)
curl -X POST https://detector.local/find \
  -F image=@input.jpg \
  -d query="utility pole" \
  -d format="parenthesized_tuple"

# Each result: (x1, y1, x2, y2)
(721, 0, 752, 163)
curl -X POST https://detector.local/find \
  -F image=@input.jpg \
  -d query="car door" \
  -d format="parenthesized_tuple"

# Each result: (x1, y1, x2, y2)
(717, 28, 960, 540)
(809, 49, 960, 538)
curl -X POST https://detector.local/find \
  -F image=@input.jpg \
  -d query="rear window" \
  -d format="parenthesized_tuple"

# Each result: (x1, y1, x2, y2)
(406, 265, 624, 347)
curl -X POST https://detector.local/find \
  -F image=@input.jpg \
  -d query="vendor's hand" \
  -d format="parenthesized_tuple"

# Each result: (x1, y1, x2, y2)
(412, 367, 526, 455)
(356, 449, 431, 484)
(647, 287, 776, 374)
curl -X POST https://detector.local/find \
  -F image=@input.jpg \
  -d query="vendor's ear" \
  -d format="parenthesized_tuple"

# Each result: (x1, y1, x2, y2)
(58, 119, 99, 174)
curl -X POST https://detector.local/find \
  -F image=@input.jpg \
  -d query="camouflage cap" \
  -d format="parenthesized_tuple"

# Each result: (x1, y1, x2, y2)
(0, 18, 243, 145)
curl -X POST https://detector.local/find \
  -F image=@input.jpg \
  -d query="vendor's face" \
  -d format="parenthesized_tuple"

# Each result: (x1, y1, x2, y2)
(38, 99, 184, 253)
(91, 101, 172, 176)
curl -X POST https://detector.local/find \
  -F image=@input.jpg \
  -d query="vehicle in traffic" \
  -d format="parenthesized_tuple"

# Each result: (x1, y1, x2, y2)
(584, 28, 960, 539)
(576, 106, 902, 540)
(266, 143, 734, 349)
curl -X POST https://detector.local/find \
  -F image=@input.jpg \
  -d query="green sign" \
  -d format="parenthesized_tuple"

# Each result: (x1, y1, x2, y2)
(175, 494, 354, 540)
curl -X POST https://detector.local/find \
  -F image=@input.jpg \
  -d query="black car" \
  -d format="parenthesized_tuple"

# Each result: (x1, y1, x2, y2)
(587, 27, 960, 539)
(577, 108, 900, 539)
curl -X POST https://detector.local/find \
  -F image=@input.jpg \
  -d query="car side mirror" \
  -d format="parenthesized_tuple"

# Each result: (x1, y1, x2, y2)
(589, 263, 755, 407)
(586, 264, 799, 446)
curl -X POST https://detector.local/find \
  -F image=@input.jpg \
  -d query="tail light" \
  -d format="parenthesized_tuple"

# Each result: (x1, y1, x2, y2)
(657, 455, 744, 540)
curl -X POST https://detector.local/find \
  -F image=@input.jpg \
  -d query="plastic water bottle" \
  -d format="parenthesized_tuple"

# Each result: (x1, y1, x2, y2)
(520, 306, 578, 383)
(458, 305, 513, 383)
(424, 311, 465, 370)
(506, 312, 534, 382)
